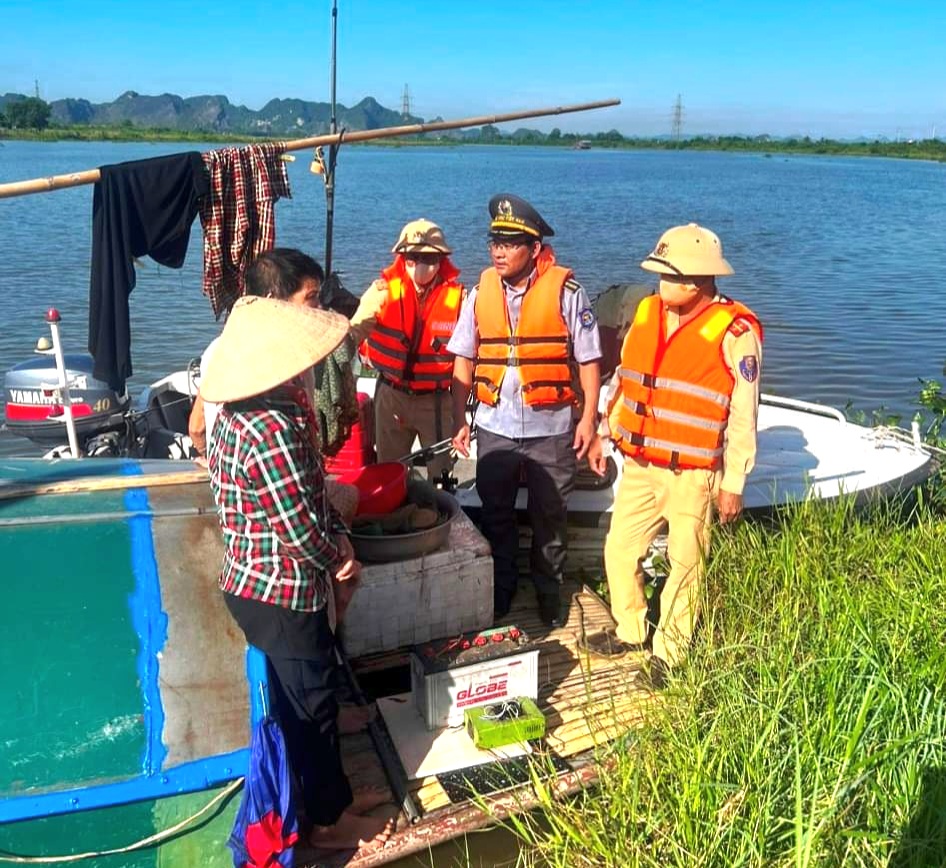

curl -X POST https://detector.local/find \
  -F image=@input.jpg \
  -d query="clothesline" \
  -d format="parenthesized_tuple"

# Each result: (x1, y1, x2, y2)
(0, 99, 620, 200)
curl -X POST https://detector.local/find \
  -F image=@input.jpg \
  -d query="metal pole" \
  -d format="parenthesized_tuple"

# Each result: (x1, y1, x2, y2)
(324, 0, 339, 277)
(335, 643, 422, 825)
(45, 308, 81, 458)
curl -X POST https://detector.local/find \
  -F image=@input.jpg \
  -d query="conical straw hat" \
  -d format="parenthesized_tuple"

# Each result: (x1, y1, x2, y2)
(200, 296, 350, 403)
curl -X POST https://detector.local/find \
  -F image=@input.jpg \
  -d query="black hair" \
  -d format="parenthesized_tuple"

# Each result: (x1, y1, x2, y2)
(245, 248, 325, 300)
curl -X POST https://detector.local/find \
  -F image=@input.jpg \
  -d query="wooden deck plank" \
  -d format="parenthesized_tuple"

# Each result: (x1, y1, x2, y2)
(331, 579, 652, 865)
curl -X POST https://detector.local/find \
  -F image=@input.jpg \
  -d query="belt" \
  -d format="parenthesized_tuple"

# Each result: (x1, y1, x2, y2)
(379, 378, 449, 396)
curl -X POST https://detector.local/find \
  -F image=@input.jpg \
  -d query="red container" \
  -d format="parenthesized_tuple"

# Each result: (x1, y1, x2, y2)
(337, 462, 408, 515)
(347, 392, 374, 447)
(324, 452, 372, 474)
(324, 392, 376, 474)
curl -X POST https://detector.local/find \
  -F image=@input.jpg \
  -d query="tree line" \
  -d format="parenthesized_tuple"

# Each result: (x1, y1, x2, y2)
(3, 98, 944, 163)
(0, 97, 51, 130)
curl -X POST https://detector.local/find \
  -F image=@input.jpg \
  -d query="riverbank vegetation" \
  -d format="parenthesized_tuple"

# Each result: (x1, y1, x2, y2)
(501, 389, 946, 866)
(508, 493, 946, 866)
(0, 122, 258, 144)
(2, 119, 945, 162)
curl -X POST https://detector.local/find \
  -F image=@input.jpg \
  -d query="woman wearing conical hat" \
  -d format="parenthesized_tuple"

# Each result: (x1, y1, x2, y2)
(202, 282, 394, 854)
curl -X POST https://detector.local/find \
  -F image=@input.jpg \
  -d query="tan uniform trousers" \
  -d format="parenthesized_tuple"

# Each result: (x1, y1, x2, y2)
(604, 456, 719, 666)
(374, 380, 454, 482)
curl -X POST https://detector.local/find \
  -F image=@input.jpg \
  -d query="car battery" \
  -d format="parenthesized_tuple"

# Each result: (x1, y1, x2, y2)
(410, 625, 538, 730)
(465, 697, 546, 749)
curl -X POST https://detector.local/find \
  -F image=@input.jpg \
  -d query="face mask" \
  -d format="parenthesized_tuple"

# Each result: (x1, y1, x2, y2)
(407, 261, 439, 288)
(658, 278, 700, 308)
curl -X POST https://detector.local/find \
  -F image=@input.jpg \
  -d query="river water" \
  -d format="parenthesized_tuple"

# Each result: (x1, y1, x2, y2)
(1, 141, 945, 863)
(2, 140, 946, 442)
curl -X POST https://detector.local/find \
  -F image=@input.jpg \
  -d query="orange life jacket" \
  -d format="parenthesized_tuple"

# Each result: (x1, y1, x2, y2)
(473, 246, 576, 407)
(364, 256, 463, 392)
(613, 294, 762, 470)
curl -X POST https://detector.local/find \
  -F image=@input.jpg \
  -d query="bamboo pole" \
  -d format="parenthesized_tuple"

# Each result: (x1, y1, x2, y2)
(0, 99, 620, 200)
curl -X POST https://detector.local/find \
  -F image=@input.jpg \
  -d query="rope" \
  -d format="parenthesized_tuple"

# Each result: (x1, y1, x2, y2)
(0, 778, 243, 864)
(869, 425, 946, 458)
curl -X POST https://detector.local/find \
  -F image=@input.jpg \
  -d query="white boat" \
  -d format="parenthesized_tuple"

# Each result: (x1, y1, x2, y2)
(2, 311, 934, 520)
(350, 377, 934, 522)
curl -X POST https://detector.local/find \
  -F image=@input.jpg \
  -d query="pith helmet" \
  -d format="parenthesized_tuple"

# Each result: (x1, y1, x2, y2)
(640, 223, 734, 277)
(391, 218, 452, 255)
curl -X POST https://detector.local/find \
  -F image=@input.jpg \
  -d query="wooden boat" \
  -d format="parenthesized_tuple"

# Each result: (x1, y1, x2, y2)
(0, 459, 254, 858)
(0, 451, 651, 867)
(1, 302, 935, 867)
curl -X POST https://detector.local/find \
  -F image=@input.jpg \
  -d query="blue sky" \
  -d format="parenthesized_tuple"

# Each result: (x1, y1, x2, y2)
(1, 0, 943, 139)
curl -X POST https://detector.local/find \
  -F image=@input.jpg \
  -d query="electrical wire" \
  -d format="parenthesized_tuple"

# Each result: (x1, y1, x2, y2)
(0, 778, 243, 864)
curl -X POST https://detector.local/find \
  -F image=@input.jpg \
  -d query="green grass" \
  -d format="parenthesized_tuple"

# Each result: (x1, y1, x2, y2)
(0, 125, 261, 144)
(508, 496, 946, 866)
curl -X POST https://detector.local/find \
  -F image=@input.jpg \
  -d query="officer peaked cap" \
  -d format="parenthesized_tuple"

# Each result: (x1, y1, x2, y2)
(488, 193, 555, 239)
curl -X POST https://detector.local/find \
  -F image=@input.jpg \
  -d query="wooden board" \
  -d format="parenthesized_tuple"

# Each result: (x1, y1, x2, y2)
(376, 693, 531, 780)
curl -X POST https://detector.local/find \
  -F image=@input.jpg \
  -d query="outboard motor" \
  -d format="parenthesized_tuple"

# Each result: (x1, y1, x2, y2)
(3, 351, 131, 450)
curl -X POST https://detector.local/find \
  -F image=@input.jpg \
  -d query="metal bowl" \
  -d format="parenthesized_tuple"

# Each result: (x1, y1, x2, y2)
(350, 491, 460, 562)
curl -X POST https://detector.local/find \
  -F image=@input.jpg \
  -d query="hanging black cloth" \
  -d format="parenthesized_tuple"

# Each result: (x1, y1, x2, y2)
(88, 152, 209, 391)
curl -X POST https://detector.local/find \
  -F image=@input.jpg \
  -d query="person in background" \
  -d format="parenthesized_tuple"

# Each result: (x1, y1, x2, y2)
(583, 224, 762, 690)
(201, 295, 393, 855)
(352, 219, 464, 482)
(449, 194, 604, 628)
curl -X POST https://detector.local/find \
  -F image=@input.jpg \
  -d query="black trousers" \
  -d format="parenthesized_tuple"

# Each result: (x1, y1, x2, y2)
(475, 429, 577, 608)
(223, 593, 353, 827)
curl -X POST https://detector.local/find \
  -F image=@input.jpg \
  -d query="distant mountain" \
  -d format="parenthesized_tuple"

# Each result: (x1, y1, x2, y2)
(0, 90, 422, 135)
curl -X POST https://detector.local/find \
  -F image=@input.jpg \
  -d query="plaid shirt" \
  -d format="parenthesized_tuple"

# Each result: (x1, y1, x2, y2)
(199, 143, 292, 319)
(208, 394, 346, 612)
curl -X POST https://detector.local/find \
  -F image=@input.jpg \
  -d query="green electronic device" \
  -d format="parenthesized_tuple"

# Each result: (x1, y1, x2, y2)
(464, 697, 546, 749)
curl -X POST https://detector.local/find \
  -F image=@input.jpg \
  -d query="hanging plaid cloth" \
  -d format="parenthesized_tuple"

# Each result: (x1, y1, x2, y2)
(227, 716, 299, 868)
(200, 143, 292, 318)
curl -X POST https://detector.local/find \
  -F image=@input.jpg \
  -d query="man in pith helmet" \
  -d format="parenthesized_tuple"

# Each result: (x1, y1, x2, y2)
(449, 194, 605, 628)
(354, 219, 464, 482)
(583, 223, 763, 689)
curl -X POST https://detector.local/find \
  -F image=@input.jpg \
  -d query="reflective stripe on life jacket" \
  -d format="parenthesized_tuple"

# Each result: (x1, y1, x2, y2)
(613, 293, 762, 470)
(472, 248, 576, 407)
(364, 257, 463, 392)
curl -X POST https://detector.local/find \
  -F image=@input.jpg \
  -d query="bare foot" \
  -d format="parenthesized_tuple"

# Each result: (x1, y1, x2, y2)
(337, 702, 375, 735)
(308, 809, 394, 853)
(350, 787, 390, 813)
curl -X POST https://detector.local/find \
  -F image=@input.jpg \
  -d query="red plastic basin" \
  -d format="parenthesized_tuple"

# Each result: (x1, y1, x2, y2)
(336, 461, 407, 515)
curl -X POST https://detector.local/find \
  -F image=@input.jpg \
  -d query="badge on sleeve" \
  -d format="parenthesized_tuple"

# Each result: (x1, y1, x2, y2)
(578, 307, 596, 330)
(739, 355, 759, 383)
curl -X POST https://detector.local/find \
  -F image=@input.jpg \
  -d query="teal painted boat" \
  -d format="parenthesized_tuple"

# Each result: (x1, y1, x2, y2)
(0, 458, 263, 863)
